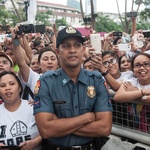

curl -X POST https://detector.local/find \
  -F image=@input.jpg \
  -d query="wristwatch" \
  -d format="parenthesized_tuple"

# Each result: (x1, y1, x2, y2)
(142, 95, 148, 101)
(13, 38, 20, 46)
(101, 70, 109, 76)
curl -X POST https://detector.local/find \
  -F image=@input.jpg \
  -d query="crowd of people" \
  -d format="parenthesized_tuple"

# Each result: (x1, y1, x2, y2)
(0, 22, 150, 149)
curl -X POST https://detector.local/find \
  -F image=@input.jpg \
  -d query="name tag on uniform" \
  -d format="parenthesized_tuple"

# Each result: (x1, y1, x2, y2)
(53, 101, 66, 104)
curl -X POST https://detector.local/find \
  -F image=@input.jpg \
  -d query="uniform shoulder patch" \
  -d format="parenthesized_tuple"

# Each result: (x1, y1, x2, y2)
(34, 96, 41, 109)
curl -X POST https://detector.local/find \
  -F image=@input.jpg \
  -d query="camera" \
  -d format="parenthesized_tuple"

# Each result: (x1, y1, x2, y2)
(143, 30, 150, 38)
(17, 24, 45, 35)
(113, 32, 122, 37)
(126, 11, 137, 17)
(17, 24, 33, 34)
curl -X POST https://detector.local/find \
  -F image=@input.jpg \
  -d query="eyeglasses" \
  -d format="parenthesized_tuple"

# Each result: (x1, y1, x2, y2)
(134, 62, 150, 69)
(103, 58, 117, 67)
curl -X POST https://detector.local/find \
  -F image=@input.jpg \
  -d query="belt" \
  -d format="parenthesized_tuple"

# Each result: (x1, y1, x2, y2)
(48, 141, 93, 150)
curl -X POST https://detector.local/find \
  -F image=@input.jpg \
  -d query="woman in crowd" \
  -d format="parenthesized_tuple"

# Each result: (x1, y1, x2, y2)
(114, 53, 150, 103)
(0, 71, 41, 150)
(114, 53, 150, 132)
(29, 54, 41, 74)
(118, 54, 132, 72)
(17, 47, 59, 93)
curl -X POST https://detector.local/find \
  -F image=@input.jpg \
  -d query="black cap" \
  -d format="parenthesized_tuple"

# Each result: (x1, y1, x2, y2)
(56, 25, 85, 48)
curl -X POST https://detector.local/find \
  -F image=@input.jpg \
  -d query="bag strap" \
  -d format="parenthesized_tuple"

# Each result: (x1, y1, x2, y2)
(22, 85, 35, 100)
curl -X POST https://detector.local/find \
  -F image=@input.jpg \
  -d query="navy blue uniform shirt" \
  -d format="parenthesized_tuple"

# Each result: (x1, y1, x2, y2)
(34, 68, 112, 146)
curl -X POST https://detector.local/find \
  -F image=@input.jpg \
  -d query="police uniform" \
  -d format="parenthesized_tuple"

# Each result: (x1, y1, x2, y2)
(34, 68, 112, 147)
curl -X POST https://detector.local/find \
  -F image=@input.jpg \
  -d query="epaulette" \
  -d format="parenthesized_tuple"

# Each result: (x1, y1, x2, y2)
(40, 69, 61, 78)
(84, 70, 102, 78)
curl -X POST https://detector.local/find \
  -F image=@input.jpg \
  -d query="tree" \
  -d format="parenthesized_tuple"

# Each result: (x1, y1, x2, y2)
(116, 0, 143, 33)
(55, 18, 68, 27)
(79, 0, 84, 21)
(0, 6, 20, 26)
(136, 20, 150, 30)
(95, 13, 123, 33)
(139, 8, 150, 20)
(35, 10, 53, 25)
(10, 0, 22, 22)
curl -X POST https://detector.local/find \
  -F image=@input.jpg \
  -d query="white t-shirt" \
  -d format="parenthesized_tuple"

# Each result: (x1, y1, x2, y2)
(116, 71, 135, 82)
(127, 77, 150, 89)
(0, 100, 40, 150)
(23, 68, 41, 93)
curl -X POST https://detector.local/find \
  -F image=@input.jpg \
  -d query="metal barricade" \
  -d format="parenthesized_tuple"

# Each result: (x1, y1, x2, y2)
(110, 90, 150, 146)
(110, 90, 150, 145)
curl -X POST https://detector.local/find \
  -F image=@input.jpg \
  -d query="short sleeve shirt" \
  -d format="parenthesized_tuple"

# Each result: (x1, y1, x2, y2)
(34, 68, 112, 146)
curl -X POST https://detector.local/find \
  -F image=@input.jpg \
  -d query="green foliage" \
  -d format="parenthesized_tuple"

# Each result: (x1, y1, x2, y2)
(55, 18, 68, 27)
(136, 20, 150, 30)
(139, 8, 150, 20)
(95, 13, 123, 33)
(0, 6, 18, 26)
(135, 0, 150, 20)
(135, 0, 150, 5)
(36, 10, 53, 25)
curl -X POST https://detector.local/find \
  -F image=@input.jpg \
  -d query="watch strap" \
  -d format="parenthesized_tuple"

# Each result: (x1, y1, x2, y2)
(101, 70, 109, 76)
(13, 38, 20, 46)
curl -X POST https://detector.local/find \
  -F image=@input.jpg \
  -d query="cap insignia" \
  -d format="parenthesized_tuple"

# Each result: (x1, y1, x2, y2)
(66, 26, 76, 34)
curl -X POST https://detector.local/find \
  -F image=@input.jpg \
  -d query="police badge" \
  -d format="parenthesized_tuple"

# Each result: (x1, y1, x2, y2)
(87, 86, 96, 98)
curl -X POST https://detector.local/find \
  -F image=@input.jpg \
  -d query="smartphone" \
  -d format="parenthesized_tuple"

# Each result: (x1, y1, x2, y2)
(0, 34, 6, 42)
(0, 145, 19, 149)
(113, 32, 122, 37)
(118, 44, 131, 51)
(126, 11, 137, 17)
(143, 31, 150, 38)
(0, 25, 10, 32)
(104, 33, 109, 39)
(46, 30, 54, 38)
(90, 34, 102, 54)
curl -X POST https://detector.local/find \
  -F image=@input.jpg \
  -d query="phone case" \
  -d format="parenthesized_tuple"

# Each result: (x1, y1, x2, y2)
(90, 34, 102, 54)
(118, 44, 131, 51)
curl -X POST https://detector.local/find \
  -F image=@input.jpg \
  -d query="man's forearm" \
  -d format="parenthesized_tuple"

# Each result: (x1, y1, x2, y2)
(36, 112, 95, 138)
(73, 120, 111, 137)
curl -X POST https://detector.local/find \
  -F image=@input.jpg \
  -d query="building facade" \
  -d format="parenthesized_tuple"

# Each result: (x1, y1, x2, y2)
(15, 0, 82, 25)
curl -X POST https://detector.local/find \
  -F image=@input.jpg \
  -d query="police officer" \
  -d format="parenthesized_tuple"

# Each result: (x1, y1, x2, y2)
(34, 25, 113, 149)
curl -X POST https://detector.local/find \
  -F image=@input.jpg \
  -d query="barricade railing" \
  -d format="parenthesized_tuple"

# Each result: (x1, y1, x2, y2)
(109, 90, 150, 146)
